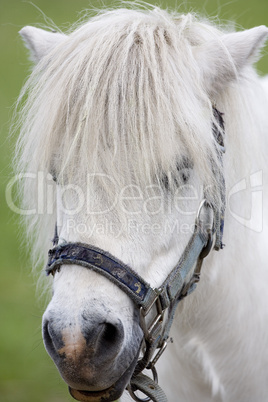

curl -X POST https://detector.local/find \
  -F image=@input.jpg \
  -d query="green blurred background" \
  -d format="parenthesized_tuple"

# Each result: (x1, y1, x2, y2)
(1, 1, 268, 401)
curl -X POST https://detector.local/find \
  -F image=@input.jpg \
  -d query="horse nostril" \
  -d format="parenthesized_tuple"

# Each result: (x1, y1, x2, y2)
(94, 321, 124, 357)
(42, 319, 62, 360)
(101, 323, 120, 344)
(43, 320, 53, 350)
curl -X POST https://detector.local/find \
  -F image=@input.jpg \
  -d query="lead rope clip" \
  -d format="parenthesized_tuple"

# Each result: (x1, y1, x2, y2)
(128, 366, 167, 402)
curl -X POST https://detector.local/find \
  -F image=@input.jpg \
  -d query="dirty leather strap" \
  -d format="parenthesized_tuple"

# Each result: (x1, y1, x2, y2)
(46, 242, 157, 309)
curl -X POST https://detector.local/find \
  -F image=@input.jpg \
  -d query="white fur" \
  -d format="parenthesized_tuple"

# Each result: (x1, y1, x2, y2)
(15, 4, 268, 401)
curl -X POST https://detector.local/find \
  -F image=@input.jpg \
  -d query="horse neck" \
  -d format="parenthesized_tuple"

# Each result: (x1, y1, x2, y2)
(220, 69, 268, 184)
(175, 69, 268, 333)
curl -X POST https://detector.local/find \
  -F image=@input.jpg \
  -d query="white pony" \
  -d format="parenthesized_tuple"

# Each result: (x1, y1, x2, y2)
(16, 5, 268, 402)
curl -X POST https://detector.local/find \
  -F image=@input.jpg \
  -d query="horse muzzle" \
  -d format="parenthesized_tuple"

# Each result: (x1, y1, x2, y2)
(68, 348, 140, 402)
(42, 307, 142, 402)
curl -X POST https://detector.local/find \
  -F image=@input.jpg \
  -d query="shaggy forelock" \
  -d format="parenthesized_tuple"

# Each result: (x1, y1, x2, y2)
(14, 6, 225, 268)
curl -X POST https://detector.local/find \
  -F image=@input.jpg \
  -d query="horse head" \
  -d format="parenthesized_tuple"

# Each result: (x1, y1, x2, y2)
(18, 7, 268, 402)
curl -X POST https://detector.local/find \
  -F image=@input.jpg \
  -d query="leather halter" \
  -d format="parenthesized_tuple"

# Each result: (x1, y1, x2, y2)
(46, 108, 225, 402)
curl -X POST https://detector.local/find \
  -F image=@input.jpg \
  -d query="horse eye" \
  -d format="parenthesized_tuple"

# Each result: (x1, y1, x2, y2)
(180, 167, 191, 184)
(161, 158, 193, 190)
(177, 157, 193, 185)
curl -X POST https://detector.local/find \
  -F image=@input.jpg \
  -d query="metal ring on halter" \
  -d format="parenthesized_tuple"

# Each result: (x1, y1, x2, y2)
(128, 366, 158, 402)
(196, 199, 214, 259)
(196, 199, 212, 222)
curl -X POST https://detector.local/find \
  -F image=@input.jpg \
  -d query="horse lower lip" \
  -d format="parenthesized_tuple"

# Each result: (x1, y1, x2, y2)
(69, 386, 116, 402)
(68, 341, 142, 402)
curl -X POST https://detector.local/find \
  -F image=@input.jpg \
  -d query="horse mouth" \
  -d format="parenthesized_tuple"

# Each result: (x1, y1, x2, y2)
(69, 385, 118, 402)
(68, 347, 141, 402)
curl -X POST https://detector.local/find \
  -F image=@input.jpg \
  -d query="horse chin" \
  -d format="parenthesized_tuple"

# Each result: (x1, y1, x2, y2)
(68, 347, 140, 402)
(69, 385, 121, 402)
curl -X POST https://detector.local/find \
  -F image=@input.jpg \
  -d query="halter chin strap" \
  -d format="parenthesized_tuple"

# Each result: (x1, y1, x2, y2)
(46, 107, 225, 402)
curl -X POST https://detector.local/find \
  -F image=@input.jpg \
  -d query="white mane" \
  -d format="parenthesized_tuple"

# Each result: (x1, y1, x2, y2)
(14, 5, 267, 270)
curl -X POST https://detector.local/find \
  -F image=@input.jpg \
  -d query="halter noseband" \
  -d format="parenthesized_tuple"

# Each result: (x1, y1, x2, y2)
(46, 108, 225, 402)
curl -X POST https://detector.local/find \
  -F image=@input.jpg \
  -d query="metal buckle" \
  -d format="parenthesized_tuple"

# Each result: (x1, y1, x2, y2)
(139, 293, 166, 342)
(137, 290, 168, 378)
(147, 341, 167, 370)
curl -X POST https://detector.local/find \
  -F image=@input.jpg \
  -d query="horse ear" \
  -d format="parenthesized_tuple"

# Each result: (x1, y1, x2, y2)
(19, 26, 67, 63)
(196, 26, 268, 94)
